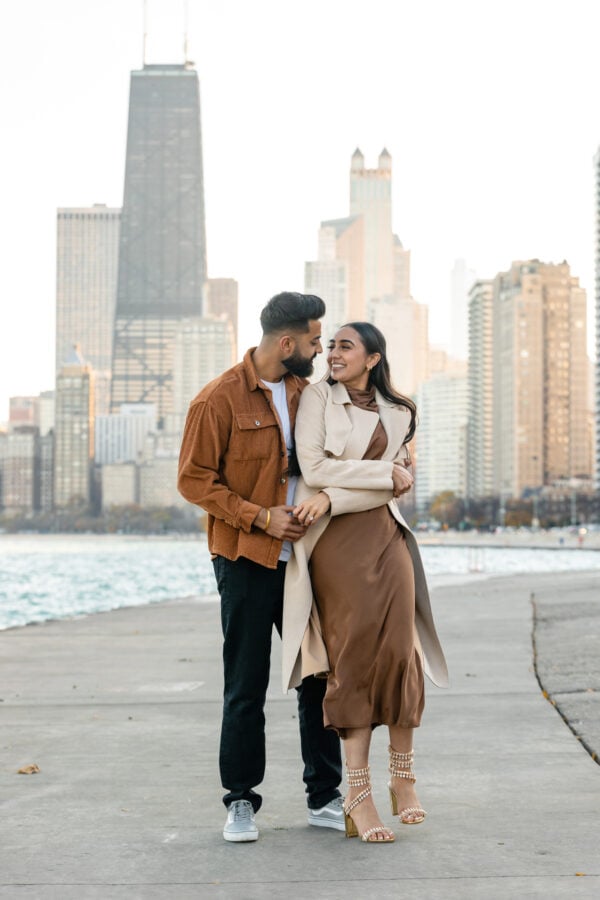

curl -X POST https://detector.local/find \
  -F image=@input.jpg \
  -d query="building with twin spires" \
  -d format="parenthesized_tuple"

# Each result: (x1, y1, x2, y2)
(350, 147, 394, 307)
(306, 149, 429, 395)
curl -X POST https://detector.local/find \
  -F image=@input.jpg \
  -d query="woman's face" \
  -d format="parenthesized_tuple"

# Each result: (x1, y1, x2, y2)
(327, 326, 380, 390)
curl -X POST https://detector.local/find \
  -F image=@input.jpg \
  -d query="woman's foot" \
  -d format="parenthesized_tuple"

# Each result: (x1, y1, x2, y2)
(345, 786, 395, 841)
(388, 776, 426, 824)
(388, 745, 426, 825)
(344, 764, 394, 842)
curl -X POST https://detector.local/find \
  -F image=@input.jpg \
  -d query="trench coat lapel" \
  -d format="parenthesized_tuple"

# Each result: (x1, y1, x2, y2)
(324, 381, 410, 462)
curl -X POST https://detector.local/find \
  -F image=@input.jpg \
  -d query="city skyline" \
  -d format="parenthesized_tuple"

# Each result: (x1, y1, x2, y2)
(1, 0, 599, 419)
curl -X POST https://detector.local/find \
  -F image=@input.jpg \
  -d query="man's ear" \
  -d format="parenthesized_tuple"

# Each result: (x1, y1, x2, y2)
(279, 334, 295, 355)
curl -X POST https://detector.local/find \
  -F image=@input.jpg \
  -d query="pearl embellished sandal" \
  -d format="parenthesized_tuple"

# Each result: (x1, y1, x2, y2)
(343, 764, 395, 843)
(388, 745, 426, 825)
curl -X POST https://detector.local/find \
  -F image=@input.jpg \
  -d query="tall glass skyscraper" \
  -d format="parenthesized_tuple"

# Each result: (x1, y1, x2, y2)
(111, 64, 207, 425)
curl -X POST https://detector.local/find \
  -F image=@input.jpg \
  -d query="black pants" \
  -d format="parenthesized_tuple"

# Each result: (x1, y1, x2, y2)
(213, 555, 342, 813)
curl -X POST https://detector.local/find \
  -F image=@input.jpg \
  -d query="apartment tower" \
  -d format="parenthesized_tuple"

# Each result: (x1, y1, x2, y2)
(54, 346, 95, 508)
(467, 280, 494, 498)
(492, 260, 590, 499)
(56, 205, 121, 416)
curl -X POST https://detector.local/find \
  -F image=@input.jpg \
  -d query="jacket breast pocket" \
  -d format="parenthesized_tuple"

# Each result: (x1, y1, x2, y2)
(231, 412, 280, 460)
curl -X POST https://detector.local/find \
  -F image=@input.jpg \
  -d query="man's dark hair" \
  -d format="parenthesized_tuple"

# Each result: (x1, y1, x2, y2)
(260, 291, 325, 335)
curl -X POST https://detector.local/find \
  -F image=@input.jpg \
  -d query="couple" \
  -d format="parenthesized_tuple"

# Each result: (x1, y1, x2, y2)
(178, 291, 448, 844)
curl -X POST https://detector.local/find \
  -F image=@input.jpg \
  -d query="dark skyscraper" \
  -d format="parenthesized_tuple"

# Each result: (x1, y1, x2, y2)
(111, 64, 207, 424)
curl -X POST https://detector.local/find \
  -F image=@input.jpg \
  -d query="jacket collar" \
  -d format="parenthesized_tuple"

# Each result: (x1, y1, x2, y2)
(329, 379, 396, 408)
(242, 347, 305, 397)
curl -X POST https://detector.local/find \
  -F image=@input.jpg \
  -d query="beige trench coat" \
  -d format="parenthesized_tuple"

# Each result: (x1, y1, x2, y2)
(281, 380, 449, 692)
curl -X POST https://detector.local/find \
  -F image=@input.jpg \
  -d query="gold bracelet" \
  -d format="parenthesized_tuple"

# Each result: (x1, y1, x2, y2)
(264, 508, 271, 530)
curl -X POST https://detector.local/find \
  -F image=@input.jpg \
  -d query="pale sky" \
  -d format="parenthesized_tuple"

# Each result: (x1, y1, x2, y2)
(1, 0, 599, 420)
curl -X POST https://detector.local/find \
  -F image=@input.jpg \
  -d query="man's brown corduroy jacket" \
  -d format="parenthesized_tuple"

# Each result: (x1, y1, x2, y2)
(177, 348, 307, 570)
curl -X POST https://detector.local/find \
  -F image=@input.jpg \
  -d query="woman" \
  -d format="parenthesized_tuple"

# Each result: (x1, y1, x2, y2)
(282, 322, 448, 843)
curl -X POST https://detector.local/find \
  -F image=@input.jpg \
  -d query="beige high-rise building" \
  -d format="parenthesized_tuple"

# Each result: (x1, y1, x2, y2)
(368, 295, 429, 397)
(467, 280, 494, 498)
(450, 258, 477, 361)
(492, 260, 591, 499)
(305, 258, 347, 381)
(56, 206, 121, 416)
(0, 426, 40, 513)
(169, 316, 235, 436)
(205, 278, 239, 360)
(350, 148, 393, 307)
(306, 217, 365, 322)
(53, 346, 95, 508)
(304, 215, 367, 379)
(393, 236, 411, 302)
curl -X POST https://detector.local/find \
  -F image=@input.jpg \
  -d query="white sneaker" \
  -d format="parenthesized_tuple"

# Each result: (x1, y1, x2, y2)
(307, 796, 345, 831)
(223, 799, 259, 842)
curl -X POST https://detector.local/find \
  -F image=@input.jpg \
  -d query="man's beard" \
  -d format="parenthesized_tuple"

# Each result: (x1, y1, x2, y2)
(282, 350, 315, 378)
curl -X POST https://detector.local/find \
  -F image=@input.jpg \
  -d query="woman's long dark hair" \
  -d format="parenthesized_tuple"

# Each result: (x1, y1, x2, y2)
(327, 321, 417, 444)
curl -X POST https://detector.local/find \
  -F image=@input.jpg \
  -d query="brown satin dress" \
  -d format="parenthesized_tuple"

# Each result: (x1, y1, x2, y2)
(309, 386, 424, 737)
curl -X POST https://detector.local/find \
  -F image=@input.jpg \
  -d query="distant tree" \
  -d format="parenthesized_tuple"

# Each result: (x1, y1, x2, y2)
(0, 505, 205, 535)
(429, 491, 465, 528)
(505, 499, 532, 528)
(464, 496, 499, 530)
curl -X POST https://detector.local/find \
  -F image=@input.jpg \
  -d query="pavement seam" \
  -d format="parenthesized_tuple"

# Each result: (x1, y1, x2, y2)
(530, 591, 600, 766)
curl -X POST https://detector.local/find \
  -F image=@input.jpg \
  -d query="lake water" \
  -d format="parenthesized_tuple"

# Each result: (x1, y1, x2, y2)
(1, 534, 599, 631)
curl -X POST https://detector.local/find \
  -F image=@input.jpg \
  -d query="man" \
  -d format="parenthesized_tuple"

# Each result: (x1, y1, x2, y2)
(178, 292, 343, 843)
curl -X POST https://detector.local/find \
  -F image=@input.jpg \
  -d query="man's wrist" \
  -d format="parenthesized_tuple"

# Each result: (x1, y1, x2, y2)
(254, 507, 271, 530)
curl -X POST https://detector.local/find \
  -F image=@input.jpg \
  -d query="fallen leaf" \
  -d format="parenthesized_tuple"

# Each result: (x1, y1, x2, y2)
(17, 764, 40, 775)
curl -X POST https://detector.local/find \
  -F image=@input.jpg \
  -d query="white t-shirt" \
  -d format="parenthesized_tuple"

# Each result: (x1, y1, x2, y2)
(262, 378, 298, 562)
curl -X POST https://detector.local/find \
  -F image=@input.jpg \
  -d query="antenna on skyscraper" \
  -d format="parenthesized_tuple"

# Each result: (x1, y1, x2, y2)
(183, 0, 193, 66)
(142, 0, 148, 66)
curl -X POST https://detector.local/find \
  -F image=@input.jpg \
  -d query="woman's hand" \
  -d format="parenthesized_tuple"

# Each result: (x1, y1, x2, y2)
(293, 491, 331, 526)
(392, 462, 414, 497)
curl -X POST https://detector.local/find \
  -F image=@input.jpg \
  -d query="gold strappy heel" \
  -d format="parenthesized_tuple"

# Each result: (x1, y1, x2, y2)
(343, 764, 395, 843)
(388, 745, 426, 825)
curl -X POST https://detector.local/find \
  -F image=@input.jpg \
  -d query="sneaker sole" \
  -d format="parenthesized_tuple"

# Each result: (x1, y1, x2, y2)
(223, 830, 259, 842)
(307, 816, 346, 832)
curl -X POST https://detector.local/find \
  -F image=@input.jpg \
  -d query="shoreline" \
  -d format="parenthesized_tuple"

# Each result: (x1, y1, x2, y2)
(2, 527, 600, 550)
(418, 529, 600, 551)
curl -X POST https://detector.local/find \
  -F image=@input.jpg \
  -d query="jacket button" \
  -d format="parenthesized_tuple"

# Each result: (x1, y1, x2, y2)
(280, 477, 286, 484)
(254, 420, 261, 426)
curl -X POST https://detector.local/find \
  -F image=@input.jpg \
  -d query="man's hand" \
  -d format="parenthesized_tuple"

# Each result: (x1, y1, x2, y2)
(255, 505, 308, 541)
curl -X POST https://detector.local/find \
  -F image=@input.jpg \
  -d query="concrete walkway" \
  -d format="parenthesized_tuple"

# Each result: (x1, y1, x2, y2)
(1, 570, 599, 899)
